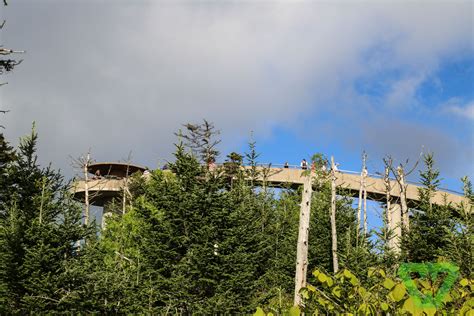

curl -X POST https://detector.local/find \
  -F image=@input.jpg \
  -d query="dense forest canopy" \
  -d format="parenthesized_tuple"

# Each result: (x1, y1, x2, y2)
(0, 120, 472, 314)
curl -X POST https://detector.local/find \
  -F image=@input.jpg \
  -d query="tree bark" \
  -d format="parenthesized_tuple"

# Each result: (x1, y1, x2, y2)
(357, 152, 367, 236)
(294, 171, 313, 306)
(357, 176, 363, 231)
(363, 174, 368, 235)
(83, 153, 90, 226)
(384, 166, 391, 228)
(330, 156, 339, 273)
(397, 166, 409, 231)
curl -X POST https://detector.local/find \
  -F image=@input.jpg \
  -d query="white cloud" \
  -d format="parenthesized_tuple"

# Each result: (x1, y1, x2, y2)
(384, 74, 425, 109)
(445, 100, 474, 120)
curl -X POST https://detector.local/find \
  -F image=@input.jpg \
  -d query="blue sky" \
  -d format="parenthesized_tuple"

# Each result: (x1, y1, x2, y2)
(242, 54, 473, 189)
(2, 1, 473, 230)
(242, 53, 473, 231)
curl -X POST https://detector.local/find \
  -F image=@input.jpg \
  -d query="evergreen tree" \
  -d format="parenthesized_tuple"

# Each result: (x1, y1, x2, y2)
(0, 132, 15, 209)
(176, 119, 221, 164)
(441, 176, 473, 277)
(258, 189, 299, 311)
(402, 153, 454, 263)
(308, 182, 375, 276)
(0, 127, 92, 313)
(76, 139, 276, 313)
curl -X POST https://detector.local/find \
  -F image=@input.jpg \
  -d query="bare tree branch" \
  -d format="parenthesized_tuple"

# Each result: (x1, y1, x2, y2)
(404, 151, 423, 176)
(70, 152, 95, 226)
(176, 119, 221, 165)
(121, 151, 133, 215)
(0, 108, 9, 129)
(0, 48, 26, 55)
(0, 59, 23, 73)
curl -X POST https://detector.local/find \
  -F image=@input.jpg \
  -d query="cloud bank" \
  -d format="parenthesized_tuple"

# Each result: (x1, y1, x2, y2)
(1, 1, 472, 178)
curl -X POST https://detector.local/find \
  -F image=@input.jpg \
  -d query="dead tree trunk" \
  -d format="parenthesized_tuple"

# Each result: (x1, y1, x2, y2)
(383, 163, 398, 251)
(383, 163, 392, 228)
(294, 170, 313, 306)
(397, 166, 409, 231)
(357, 152, 368, 242)
(83, 153, 91, 225)
(363, 173, 368, 235)
(71, 152, 93, 226)
(330, 156, 339, 273)
(357, 173, 363, 230)
(122, 155, 132, 215)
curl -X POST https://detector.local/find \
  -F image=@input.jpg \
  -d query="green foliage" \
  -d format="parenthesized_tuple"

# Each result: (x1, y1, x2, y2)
(223, 151, 243, 180)
(308, 175, 376, 276)
(310, 153, 328, 171)
(245, 135, 261, 184)
(444, 176, 474, 278)
(402, 153, 456, 263)
(276, 267, 473, 315)
(176, 119, 221, 164)
(72, 139, 280, 313)
(1, 123, 472, 314)
(398, 262, 459, 309)
(0, 126, 93, 313)
(0, 132, 15, 209)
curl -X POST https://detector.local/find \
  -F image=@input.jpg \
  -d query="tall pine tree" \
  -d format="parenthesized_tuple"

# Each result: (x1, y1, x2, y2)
(0, 126, 92, 313)
(402, 153, 454, 263)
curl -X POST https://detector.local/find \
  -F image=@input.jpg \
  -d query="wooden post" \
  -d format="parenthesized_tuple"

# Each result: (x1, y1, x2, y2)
(330, 156, 339, 273)
(294, 171, 313, 306)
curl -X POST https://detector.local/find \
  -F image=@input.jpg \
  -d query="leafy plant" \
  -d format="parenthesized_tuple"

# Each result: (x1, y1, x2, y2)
(255, 267, 474, 315)
(302, 268, 473, 315)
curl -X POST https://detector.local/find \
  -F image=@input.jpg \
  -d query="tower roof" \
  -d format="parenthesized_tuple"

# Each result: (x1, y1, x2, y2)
(88, 162, 146, 178)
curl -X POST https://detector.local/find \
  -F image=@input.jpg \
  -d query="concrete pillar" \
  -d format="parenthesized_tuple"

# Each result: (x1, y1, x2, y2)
(294, 174, 313, 306)
(388, 203, 402, 252)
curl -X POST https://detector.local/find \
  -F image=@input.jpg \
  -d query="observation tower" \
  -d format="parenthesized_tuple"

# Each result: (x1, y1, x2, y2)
(71, 162, 146, 225)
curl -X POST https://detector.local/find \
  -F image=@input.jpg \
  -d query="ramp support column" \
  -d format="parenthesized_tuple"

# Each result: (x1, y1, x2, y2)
(388, 203, 402, 253)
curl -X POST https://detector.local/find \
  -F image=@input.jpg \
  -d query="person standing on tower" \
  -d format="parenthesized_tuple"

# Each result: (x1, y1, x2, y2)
(300, 159, 308, 170)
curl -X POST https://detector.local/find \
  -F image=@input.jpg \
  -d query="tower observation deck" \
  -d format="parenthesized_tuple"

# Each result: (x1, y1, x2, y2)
(71, 162, 146, 207)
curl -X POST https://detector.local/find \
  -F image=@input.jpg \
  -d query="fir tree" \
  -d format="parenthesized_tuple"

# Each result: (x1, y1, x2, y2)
(441, 176, 473, 277)
(77, 139, 276, 313)
(0, 127, 92, 313)
(402, 153, 454, 263)
(0, 132, 15, 210)
(176, 119, 221, 164)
